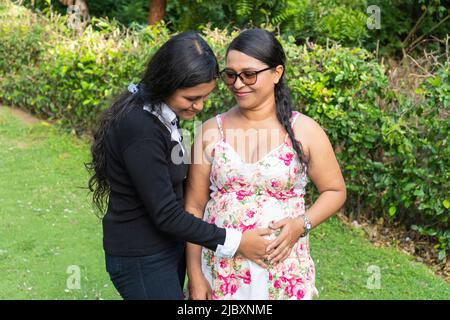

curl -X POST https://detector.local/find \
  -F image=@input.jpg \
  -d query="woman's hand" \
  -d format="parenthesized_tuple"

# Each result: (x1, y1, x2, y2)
(188, 273, 213, 300)
(237, 227, 273, 268)
(266, 217, 304, 264)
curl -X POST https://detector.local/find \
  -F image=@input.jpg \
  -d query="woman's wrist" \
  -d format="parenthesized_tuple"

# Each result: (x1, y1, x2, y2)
(294, 217, 305, 238)
(187, 266, 204, 280)
(299, 214, 312, 237)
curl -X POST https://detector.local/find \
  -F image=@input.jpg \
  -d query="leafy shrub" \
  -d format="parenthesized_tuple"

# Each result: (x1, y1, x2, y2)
(0, 1, 448, 259)
(0, 1, 171, 130)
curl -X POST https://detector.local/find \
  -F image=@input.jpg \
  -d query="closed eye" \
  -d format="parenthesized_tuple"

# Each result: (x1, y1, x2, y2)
(185, 94, 210, 102)
(242, 71, 257, 77)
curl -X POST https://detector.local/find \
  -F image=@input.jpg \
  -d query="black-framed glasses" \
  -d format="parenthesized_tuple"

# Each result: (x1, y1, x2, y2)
(220, 67, 273, 86)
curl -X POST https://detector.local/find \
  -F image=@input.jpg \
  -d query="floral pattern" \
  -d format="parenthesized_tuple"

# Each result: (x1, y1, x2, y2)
(201, 111, 319, 300)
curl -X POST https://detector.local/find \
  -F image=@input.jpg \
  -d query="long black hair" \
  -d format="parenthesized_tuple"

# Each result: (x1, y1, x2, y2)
(226, 28, 309, 168)
(86, 31, 219, 214)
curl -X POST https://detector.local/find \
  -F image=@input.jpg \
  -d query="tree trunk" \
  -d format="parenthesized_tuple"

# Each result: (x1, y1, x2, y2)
(59, 0, 89, 23)
(148, 0, 167, 25)
(75, 0, 89, 22)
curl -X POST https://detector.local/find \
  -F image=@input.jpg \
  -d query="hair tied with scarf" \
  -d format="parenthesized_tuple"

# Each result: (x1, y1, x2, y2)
(128, 83, 139, 94)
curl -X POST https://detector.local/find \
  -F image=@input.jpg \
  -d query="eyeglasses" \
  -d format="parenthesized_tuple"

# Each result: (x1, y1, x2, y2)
(220, 67, 273, 86)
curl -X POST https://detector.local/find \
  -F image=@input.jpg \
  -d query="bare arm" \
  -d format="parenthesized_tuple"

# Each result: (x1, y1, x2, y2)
(184, 120, 217, 293)
(298, 115, 347, 229)
(267, 115, 347, 261)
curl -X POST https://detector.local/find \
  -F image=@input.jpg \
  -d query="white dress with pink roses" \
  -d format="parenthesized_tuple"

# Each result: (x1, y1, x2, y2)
(201, 111, 319, 300)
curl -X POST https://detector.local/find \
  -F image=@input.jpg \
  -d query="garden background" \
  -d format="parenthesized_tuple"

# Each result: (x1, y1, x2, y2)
(0, 0, 448, 299)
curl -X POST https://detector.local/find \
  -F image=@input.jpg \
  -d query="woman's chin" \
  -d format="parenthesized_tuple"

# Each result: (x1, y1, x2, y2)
(235, 101, 254, 110)
(180, 111, 197, 120)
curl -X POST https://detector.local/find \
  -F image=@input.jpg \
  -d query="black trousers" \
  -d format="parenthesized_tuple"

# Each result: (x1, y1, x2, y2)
(105, 243, 186, 300)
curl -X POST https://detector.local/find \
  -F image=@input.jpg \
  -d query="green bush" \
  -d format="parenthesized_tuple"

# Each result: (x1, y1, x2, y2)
(0, 1, 171, 130)
(281, 36, 448, 260)
(0, 1, 448, 259)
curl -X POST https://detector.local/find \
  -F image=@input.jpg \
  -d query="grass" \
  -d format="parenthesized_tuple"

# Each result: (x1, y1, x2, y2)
(0, 106, 448, 300)
(0, 106, 119, 299)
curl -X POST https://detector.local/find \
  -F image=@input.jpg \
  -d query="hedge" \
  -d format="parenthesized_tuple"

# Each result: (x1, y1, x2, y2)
(0, 1, 448, 259)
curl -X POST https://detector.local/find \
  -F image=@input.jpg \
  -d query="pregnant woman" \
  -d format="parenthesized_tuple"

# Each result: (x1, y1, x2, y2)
(185, 29, 347, 300)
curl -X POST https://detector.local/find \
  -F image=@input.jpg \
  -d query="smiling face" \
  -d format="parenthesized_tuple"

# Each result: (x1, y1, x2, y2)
(224, 50, 284, 110)
(165, 80, 216, 120)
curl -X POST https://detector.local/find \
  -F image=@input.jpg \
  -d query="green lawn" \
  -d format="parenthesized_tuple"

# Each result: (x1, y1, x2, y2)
(0, 106, 448, 300)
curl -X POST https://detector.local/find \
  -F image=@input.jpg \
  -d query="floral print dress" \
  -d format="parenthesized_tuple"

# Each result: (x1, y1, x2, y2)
(201, 111, 319, 300)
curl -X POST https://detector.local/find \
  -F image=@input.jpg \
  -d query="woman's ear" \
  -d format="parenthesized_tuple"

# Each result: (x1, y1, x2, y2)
(274, 65, 284, 84)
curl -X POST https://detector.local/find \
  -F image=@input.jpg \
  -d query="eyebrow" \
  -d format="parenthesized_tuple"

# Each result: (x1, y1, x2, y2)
(184, 89, 215, 100)
(224, 67, 259, 72)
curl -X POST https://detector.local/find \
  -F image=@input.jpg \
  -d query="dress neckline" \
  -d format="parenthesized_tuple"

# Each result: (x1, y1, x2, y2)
(214, 111, 300, 165)
(219, 139, 290, 166)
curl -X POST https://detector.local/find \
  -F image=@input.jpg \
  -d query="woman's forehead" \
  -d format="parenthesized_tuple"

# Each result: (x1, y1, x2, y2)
(226, 50, 267, 70)
(178, 80, 216, 95)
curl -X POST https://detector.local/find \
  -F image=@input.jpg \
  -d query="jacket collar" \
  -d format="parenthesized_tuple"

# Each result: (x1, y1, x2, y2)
(143, 103, 178, 127)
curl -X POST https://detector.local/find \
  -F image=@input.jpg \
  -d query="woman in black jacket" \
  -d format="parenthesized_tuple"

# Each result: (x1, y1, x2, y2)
(86, 31, 273, 300)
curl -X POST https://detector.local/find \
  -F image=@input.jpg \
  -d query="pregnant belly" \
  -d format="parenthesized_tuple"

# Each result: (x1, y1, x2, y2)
(204, 193, 304, 234)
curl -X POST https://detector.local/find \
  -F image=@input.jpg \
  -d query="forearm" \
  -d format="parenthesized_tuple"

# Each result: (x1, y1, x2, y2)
(186, 242, 204, 279)
(185, 204, 206, 279)
(304, 189, 347, 229)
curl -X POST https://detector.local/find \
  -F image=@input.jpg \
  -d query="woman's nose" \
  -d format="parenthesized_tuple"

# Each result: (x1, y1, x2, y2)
(192, 100, 203, 111)
(233, 76, 246, 90)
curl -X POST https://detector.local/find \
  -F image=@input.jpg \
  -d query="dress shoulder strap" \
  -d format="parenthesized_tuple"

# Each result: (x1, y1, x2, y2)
(284, 111, 301, 143)
(290, 111, 300, 127)
(215, 113, 225, 140)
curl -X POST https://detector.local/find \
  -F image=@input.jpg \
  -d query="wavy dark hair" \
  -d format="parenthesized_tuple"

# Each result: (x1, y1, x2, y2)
(85, 31, 219, 214)
(226, 28, 309, 168)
